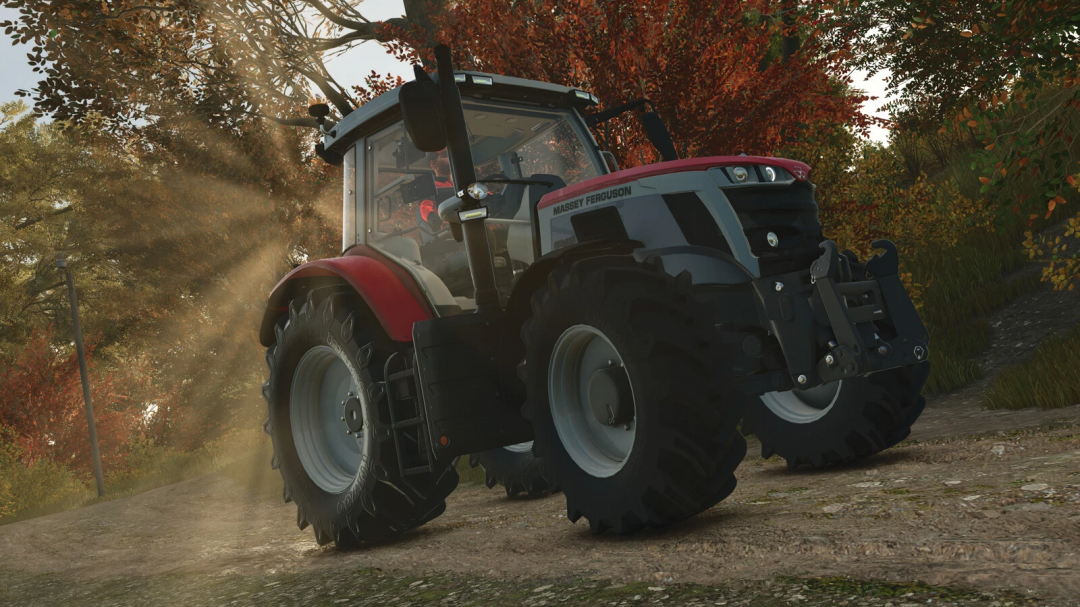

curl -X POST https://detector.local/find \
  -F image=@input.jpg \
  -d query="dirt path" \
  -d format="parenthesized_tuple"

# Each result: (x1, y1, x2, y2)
(1, 423, 1079, 606)
(913, 275, 1080, 442)
(3, 281, 1080, 607)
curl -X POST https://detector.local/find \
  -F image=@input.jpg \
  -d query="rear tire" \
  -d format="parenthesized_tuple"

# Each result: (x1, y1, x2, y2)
(521, 257, 748, 534)
(262, 290, 458, 547)
(469, 443, 559, 498)
(742, 363, 929, 469)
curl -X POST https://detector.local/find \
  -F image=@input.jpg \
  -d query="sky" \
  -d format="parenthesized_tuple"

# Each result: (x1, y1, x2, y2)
(0, 2, 892, 142)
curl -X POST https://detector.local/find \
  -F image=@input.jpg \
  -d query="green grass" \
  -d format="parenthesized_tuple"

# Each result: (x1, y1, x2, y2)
(902, 146, 1071, 393)
(454, 455, 486, 485)
(0, 432, 274, 526)
(909, 231, 1043, 393)
(984, 323, 1080, 410)
(1, 431, 493, 526)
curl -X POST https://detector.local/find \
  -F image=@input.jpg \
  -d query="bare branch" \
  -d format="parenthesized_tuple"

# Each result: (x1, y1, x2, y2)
(302, 0, 374, 31)
(14, 206, 73, 230)
(296, 66, 354, 115)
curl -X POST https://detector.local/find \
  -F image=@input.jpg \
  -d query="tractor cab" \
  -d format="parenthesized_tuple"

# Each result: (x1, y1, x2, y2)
(321, 71, 607, 314)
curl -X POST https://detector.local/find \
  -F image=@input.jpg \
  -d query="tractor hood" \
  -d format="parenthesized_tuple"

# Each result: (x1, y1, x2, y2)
(536, 156, 812, 212)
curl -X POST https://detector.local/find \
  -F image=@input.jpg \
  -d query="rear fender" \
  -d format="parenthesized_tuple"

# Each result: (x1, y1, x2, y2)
(259, 247, 433, 346)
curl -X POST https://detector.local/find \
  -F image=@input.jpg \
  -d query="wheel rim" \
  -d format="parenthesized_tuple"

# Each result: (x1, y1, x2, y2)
(548, 325, 635, 478)
(503, 441, 534, 454)
(760, 380, 843, 424)
(290, 346, 364, 494)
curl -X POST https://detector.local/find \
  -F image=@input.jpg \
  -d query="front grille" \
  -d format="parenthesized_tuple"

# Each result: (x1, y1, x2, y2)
(722, 181, 823, 276)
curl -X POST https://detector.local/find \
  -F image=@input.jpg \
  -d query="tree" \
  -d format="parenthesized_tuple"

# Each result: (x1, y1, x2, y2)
(830, 0, 1079, 207)
(0, 326, 133, 474)
(0, 0, 442, 131)
(395, 0, 871, 167)
(1, 101, 342, 450)
(830, 0, 1080, 290)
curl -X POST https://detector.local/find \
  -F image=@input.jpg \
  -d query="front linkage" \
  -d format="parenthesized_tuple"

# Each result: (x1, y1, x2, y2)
(748, 239, 929, 396)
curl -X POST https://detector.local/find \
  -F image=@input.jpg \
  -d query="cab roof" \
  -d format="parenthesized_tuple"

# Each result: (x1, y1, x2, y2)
(322, 70, 597, 155)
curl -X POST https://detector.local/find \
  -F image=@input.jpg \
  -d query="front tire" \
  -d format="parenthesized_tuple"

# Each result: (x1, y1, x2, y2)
(742, 363, 929, 469)
(522, 257, 748, 534)
(262, 290, 458, 547)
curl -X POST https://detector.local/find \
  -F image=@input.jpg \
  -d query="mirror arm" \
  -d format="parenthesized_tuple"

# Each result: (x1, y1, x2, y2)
(433, 44, 499, 311)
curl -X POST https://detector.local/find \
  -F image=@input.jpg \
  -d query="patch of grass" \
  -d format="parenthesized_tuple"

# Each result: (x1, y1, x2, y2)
(910, 230, 1044, 393)
(0, 434, 86, 519)
(898, 141, 1071, 394)
(0, 430, 274, 525)
(984, 323, 1080, 410)
(0, 566, 1039, 607)
(788, 576, 1028, 603)
(454, 455, 486, 485)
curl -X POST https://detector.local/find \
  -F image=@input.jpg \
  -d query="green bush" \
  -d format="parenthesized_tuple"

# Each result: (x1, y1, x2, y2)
(0, 428, 88, 519)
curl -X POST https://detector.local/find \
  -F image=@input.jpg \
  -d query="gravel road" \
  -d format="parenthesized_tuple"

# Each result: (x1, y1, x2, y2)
(1, 416, 1078, 606)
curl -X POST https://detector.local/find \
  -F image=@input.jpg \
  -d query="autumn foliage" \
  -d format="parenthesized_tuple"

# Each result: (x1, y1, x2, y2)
(0, 327, 144, 474)
(382, 0, 872, 168)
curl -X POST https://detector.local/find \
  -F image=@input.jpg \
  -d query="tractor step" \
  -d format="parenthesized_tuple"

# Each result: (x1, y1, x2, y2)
(412, 311, 534, 459)
(383, 352, 437, 477)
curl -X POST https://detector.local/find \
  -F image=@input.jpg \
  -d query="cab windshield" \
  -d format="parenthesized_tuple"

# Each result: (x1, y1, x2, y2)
(368, 101, 601, 307)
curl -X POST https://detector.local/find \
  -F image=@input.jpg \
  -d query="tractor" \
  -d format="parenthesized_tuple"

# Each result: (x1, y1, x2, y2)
(259, 46, 930, 547)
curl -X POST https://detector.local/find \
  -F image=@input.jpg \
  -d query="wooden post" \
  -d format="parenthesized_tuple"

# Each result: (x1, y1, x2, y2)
(56, 254, 105, 497)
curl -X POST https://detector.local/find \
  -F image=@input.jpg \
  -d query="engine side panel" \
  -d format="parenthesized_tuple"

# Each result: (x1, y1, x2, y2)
(535, 171, 762, 279)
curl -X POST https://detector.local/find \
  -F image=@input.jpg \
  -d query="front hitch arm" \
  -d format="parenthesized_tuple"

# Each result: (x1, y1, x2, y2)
(751, 239, 930, 392)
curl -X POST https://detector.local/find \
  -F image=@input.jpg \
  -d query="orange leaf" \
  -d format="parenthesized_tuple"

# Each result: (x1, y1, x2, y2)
(1000, 168, 1007, 177)
(1048, 200, 1056, 213)
(1054, 195, 1067, 205)
(1067, 175, 1077, 186)
(972, 24, 980, 34)
(979, 176, 991, 184)
(1020, 157, 1029, 167)
(985, 143, 996, 151)
(1028, 214, 1038, 226)
(968, 120, 979, 127)
(960, 29, 973, 37)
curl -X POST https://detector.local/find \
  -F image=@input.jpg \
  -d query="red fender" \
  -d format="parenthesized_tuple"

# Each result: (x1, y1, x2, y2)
(260, 246, 433, 345)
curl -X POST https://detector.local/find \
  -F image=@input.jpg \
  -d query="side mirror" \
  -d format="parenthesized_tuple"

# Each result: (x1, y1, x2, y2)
(639, 112, 679, 162)
(400, 80, 447, 152)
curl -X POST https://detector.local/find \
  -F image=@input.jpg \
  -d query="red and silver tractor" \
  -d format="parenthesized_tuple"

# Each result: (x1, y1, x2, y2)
(260, 46, 930, 546)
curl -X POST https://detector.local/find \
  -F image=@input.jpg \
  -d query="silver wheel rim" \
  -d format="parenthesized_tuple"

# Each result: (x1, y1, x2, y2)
(548, 325, 635, 478)
(290, 346, 364, 494)
(503, 441, 534, 454)
(760, 380, 843, 424)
